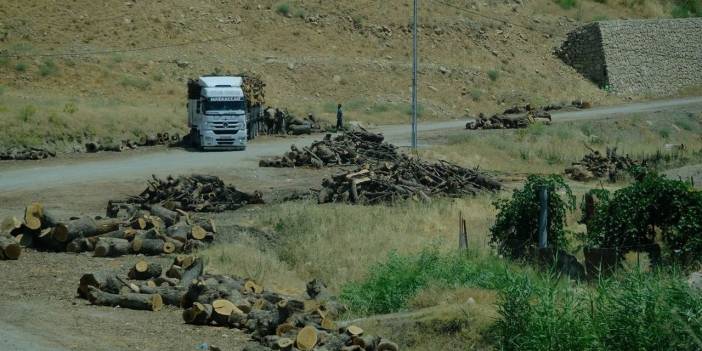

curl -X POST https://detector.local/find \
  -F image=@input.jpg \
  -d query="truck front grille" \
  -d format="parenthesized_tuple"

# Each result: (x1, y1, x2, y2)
(213, 129, 239, 135)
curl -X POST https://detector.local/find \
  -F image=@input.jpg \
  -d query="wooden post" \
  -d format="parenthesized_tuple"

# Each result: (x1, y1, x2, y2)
(458, 212, 468, 251)
(538, 186, 548, 249)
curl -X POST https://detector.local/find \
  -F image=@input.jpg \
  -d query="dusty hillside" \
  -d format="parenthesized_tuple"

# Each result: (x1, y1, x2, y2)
(0, 0, 670, 148)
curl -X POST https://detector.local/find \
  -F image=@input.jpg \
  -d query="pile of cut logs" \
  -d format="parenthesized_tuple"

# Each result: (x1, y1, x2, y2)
(0, 146, 55, 161)
(285, 113, 331, 135)
(259, 129, 399, 168)
(318, 157, 502, 204)
(113, 174, 264, 213)
(0, 218, 22, 260)
(2, 202, 215, 257)
(242, 74, 266, 108)
(466, 104, 553, 130)
(565, 146, 638, 182)
(85, 132, 182, 153)
(79, 259, 399, 351)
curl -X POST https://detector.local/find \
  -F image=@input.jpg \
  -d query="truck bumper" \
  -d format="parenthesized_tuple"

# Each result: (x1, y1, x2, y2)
(200, 129, 247, 150)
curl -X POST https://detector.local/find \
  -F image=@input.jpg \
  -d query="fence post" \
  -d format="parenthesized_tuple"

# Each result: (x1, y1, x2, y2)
(459, 212, 468, 251)
(538, 186, 549, 249)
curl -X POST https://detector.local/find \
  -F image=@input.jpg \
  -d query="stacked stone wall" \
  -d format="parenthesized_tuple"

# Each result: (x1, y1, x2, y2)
(557, 18, 702, 95)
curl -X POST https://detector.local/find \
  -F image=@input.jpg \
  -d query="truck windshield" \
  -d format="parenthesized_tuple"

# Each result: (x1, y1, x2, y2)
(204, 100, 245, 112)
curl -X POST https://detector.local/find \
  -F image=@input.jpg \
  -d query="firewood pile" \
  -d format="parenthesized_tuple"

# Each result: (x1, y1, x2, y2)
(2, 202, 216, 257)
(78, 259, 399, 351)
(85, 132, 182, 153)
(259, 130, 399, 168)
(286, 113, 331, 135)
(318, 158, 502, 204)
(0, 146, 55, 161)
(242, 74, 266, 108)
(0, 218, 22, 260)
(465, 101, 592, 130)
(565, 146, 638, 182)
(113, 174, 264, 213)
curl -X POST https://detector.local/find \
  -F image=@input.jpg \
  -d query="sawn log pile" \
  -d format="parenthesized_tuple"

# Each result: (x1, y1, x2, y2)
(259, 130, 399, 168)
(565, 146, 638, 182)
(78, 259, 399, 351)
(318, 158, 502, 204)
(465, 101, 591, 130)
(0, 146, 55, 161)
(3, 202, 216, 257)
(114, 174, 264, 213)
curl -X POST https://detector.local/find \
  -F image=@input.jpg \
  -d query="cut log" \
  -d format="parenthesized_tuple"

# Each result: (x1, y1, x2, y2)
(190, 225, 207, 240)
(320, 318, 335, 330)
(148, 205, 178, 226)
(131, 238, 171, 255)
(179, 257, 204, 286)
(66, 237, 95, 253)
(276, 323, 295, 336)
(212, 299, 244, 325)
(166, 224, 190, 242)
(346, 325, 364, 336)
(16, 232, 34, 248)
(377, 339, 399, 351)
(277, 338, 294, 350)
(0, 236, 21, 260)
(1, 216, 23, 236)
(244, 280, 264, 294)
(53, 217, 123, 242)
(174, 255, 196, 269)
(154, 276, 180, 287)
(24, 203, 44, 230)
(138, 285, 185, 306)
(87, 286, 163, 311)
(93, 237, 130, 257)
(182, 302, 213, 325)
(166, 265, 184, 279)
(78, 271, 122, 296)
(128, 261, 163, 280)
(296, 326, 319, 351)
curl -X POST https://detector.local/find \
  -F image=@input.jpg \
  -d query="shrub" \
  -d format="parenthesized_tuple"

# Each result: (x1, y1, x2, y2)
(14, 62, 27, 72)
(63, 102, 78, 114)
(471, 89, 483, 101)
(491, 270, 702, 351)
(487, 69, 499, 81)
(0, 56, 9, 66)
(583, 173, 702, 265)
(672, 0, 701, 17)
(557, 0, 577, 9)
(341, 249, 519, 315)
(18, 105, 36, 122)
(276, 2, 290, 16)
(490, 175, 575, 258)
(39, 59, 58, 76)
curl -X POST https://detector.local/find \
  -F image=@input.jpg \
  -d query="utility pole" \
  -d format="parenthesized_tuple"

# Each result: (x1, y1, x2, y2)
(411, 0, 418, 150)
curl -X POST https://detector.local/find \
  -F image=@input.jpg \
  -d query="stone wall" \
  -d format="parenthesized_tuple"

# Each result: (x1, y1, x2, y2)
(556, 18, 702, 96)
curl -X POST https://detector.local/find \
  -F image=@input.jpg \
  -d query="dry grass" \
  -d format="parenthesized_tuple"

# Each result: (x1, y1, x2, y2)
(207, 196, 497, 293)
(422, 112, 702, 175)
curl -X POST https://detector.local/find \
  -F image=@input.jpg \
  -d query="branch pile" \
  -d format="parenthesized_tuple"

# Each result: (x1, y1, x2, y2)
(318, 158, 501, 204)
(565, 146, 638, 181)
(116, 174, 264, 212)
(465, 101, 591, 130)
(78, 259, 398, 351)
(3, 202, 216, 257)
(242, 74, 266, 107)
(0, 146, 55, 161)
(259, 130, 399, 168)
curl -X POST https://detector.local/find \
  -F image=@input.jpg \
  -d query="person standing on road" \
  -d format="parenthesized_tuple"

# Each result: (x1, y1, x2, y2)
(336, 103, 344, 131)
(275, 108, 286, 134)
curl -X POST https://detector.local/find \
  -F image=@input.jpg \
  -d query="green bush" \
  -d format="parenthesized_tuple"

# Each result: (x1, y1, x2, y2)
(557, 0, 577, 9)
(17, 105, 36, 122)
(38, 59, 58, 77)
(491, 270, 702, 351)
(276, 2, 290, 16)
(672, 0, 701, 17)
(490, 175, 575, 258)
(120, 76, 151, 91)
(583, 173, 702, 265)
(471, 89, 483, 101)
(341, 249, 521, 315)
(14, 62, 27, 72)
(487, 69, 499, 81)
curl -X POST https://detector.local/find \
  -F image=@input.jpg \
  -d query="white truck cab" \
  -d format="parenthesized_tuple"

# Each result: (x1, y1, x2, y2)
(187, 76, 248, 150)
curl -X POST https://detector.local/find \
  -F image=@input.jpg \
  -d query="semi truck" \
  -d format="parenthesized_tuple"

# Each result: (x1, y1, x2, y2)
(187, 75, 265, 150)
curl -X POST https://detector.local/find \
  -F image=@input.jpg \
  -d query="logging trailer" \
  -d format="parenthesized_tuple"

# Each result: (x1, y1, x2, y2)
(187, 75, 265, 150)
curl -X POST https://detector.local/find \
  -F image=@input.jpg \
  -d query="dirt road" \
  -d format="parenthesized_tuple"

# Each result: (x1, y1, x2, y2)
(1, 96, 701, 193)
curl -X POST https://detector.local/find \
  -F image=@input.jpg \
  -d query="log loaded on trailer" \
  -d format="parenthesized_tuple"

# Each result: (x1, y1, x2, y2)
(186, 75, 265, 150)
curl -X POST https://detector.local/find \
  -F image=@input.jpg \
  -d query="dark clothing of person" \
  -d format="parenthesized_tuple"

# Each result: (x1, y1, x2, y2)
(336, 107, 343, 131)
(275, 110, 286, 134)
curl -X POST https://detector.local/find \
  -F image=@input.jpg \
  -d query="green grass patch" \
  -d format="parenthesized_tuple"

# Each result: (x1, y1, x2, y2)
(14, 62, 27, 72)
(276, 2, 291, 16)
(120, 76, 151, 91)
(487, 69, 499, 82)
(557, 0, 578, 9)
(0, 56, 9, 66)
(17, 105, 36, 122)
(38, 59, 58, 77)
(491, 270, 702, 350)
(341, 248, 540, 315)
